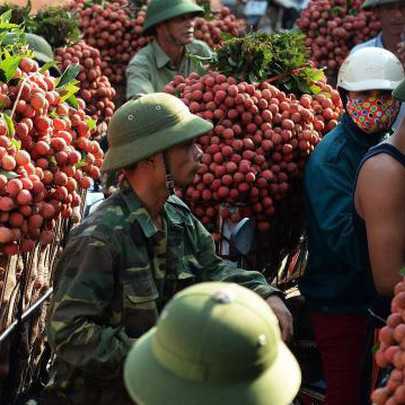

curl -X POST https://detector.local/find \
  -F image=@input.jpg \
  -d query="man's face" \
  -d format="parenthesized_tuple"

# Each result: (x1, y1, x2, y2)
(377, 2, 405, 37)
(166, 139, 203, 186)
(157, 13, 196, 45)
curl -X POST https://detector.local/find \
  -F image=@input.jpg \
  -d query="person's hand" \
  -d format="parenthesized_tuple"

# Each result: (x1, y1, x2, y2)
(265, 295, 294, 343)
(396, 40, 405, 67)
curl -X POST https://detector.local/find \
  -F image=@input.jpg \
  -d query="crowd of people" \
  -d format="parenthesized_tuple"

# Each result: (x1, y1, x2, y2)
(33, 0, 405, 404)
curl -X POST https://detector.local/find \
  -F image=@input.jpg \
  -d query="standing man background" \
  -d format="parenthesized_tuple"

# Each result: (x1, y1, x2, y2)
(126, 0, 212, 98)
(351, 0, 405, 57)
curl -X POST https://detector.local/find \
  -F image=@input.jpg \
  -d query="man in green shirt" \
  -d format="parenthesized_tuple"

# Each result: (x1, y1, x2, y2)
(126, 0, 212, 98)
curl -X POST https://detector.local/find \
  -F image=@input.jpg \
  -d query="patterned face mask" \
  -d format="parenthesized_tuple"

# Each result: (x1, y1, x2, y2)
(346, 94, 401, 134)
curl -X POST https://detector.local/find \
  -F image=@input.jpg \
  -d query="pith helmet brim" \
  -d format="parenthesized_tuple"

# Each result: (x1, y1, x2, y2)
(124, 328, 301, 405)
(101, 110, 212, 172)
(361, 0, 405, 9)
(142, 2, 204, 36)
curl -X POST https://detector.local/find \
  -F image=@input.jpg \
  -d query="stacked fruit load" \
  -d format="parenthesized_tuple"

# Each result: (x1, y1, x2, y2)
(72, 0, 152, 84)
(29, 6, 117, 136)
(166, 32, 343, 233)
(0, 22, 103, 254)
(297, 0, 381, 82)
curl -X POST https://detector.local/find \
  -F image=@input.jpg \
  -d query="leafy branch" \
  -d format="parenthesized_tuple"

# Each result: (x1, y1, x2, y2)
(208, 30, 326, 96)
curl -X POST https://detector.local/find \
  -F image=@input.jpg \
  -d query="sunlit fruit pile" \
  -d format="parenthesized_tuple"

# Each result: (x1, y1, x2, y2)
(165, 31, 343, 233)
(166, 71, 342, 232)
(372, 279, 405, 404)
(55, 40, 116, 138)
(297, 0, 381, 81)
(0, 57, 103, 254)
(73, 0, 152, 84)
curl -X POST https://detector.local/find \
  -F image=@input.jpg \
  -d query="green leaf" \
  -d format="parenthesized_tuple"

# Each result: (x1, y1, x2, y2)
(400, 268, 405, 277)
(309, 69, 325, 82)
(67, 94, 79, 109)
(3, 114, 15, 137)
(186, 52, 213, 63)
(220, 32, 234, 42)
(371, 342, 380, 355)
(58, 82, 80, 102)
(39, 60, 58, 73)
(55, 63, 80, 89)
(0, 169, 18, 179)
(48, 156, 57, 167)
(227, 56, 237, 67)
(309, 84, 323, 95)
(10, 138, 21, 150)
(248, 72, 257, 84)
(85, 118, 96, 131)
(284, 81, 293, 91)
(0, 10, 13, 24)
(297, 80, 312, 94)
(0, 70, 7, 83)
(75, 158, 88, 169)
(1, 52, 21, 81)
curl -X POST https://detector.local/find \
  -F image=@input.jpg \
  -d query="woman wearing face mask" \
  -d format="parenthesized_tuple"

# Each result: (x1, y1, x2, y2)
(299, 48, 404, 405)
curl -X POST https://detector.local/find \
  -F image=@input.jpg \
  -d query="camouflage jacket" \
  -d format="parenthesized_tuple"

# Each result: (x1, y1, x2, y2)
(45, 181, 278, 404)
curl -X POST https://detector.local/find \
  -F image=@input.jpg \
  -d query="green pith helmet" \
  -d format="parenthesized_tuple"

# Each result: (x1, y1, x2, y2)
(393, 78, 405, 101)
(142, 0, 204, 36)
(124, 282, 301, 405)
(25, 33, 54, 64)
(101, 93, 213, 172)
(362, 0, 405, 9)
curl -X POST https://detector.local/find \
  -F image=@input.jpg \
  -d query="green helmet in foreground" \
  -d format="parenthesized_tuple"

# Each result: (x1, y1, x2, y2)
(124, 282, 301, 405)
(25, 33, 54, 64)
(141, 0, 205, 36)
(362, 0, 405, 9)
(101, 93, 213, 172)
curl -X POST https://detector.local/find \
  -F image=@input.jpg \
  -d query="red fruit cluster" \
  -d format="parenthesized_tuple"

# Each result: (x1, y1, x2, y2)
(0, 57, 103, 255)
(194, 6, 241, 49)
(55, 40, 116, 139)
(372, 280, 405, 404)
(166, 71, 343, 232)
(194, 6, 240, 49)
(73, 0, 152, 83)
(297, 0, 381, 81)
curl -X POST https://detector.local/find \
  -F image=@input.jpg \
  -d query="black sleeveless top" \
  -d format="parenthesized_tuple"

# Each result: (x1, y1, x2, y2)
(354, 143, 405, 320)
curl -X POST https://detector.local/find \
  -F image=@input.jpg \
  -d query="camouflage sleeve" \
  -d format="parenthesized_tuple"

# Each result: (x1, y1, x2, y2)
(46, 236, 131, 379)
(194, 219, 281, 299)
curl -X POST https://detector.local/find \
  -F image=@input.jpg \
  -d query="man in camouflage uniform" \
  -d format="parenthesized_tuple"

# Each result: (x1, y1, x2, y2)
(44, 93, 293, 404)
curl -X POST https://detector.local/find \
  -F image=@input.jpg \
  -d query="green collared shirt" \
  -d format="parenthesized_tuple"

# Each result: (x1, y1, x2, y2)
(126, 39, 212, 99)
(46, 181, 277, 403)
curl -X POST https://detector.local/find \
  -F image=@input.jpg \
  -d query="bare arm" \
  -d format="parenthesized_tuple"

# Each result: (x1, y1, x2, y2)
(355, 154, 405, 296)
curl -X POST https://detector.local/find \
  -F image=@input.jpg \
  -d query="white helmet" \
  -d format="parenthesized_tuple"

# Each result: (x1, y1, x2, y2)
(337, 48, 404, 92)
